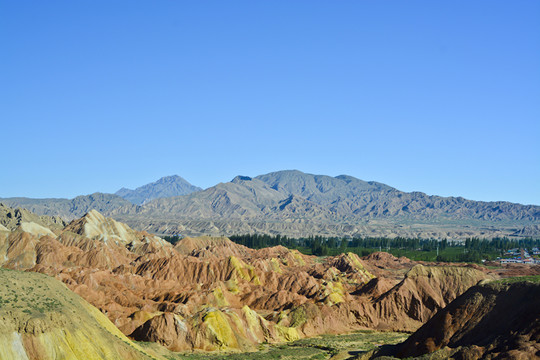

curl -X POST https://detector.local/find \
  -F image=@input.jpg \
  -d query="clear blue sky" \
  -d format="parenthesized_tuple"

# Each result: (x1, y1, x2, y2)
(1, 1, 539, 205)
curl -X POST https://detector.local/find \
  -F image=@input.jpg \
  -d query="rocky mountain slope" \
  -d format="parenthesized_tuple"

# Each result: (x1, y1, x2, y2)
(114, 170, 540, 238)
(119, 171, 540, 222)
(368, 278, 540, 359)
(0, 205, 500, 353)
(0, 193, 133, 220)
(116, 175, 202, 205)
(0, 268, 155, 360)
(2, 170, 539, 238)
(0, 203, 66, 231)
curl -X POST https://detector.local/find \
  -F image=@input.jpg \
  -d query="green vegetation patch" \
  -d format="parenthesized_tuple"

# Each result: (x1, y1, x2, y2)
(289, 331, 409, 356)
(230, 234, 540, 264)
(139, 330, 409, 360)
(495, 275, 540, 284)
(0, 268, 63, 315)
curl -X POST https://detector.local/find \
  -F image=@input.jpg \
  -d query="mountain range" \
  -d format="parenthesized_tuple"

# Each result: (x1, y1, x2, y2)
(1, 170, 539, 239)
(1, 203, 537, 358)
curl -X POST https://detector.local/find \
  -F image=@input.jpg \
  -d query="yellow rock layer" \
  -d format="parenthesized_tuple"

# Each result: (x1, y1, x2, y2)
(0, 268, 155, 360)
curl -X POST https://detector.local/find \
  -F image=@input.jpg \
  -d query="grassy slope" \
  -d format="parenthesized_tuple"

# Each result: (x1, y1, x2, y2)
(494, 274, 540, 284)
(0, 268, 156, 360)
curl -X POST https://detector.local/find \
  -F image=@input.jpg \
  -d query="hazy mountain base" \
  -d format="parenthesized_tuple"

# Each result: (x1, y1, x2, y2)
(114, 215, 530, 239)
(0, 193, 134, 220)
(0, 203, 66, 231)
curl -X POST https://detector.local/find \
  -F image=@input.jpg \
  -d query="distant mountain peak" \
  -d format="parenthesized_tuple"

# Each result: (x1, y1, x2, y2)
(156, 175, 185, 183)
(334, 174, 356, 182)
(231, 175, 253, 183)
(115, 175, 202, 205)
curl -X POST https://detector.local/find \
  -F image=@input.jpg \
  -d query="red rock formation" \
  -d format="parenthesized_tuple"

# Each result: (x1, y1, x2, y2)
(392, 279, 540, 359)
(367, 265, 490, 332)
(0, 208, 499, 352)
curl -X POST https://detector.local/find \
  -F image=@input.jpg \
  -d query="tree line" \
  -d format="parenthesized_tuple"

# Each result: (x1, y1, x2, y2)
(227, 234, 540, 263)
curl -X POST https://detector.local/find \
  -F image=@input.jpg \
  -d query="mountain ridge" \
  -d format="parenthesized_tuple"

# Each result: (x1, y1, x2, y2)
(0, 192, 134, 220)
(2, 170, 539, 238)
(115, 175, 202, 205)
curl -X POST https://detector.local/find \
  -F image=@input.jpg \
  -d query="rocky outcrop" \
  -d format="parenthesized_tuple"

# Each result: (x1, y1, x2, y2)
(368, 265, 490, 331)
(513, 224, 540, 237)
(389, 279, 540, 359)
(0, 203, 66, 231)
(62, 209, 173, 257)
(174, 235, 253, 258)
(131, 306, 299, 352)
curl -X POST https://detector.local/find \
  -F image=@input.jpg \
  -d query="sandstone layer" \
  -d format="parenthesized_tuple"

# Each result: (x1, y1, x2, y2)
(0, 205, 500, 352)
(0, 268, 155, 360)
(368, 278, 540, 359)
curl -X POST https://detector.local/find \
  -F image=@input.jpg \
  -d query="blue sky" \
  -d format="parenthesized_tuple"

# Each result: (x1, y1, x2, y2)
(1, 1, 539, 205)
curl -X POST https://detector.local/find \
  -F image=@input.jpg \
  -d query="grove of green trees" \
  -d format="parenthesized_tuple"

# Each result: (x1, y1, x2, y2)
(227, 234, 540, 263)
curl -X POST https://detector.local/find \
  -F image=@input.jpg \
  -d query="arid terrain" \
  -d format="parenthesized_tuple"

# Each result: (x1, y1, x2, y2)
(1, 203, 539, 359)
(4, 0, 539, 357)
(2, 171, 539, 239)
